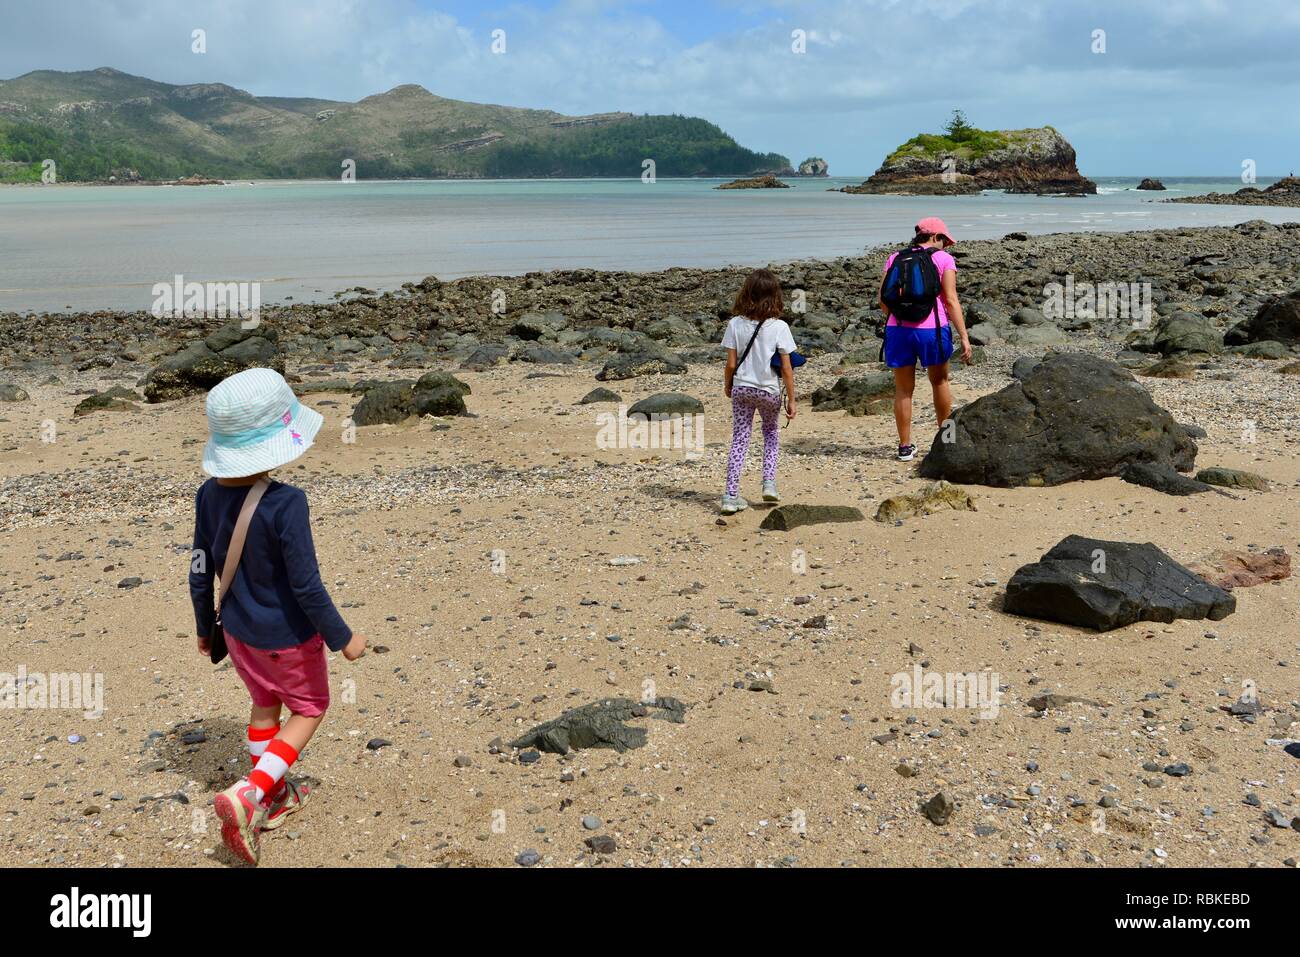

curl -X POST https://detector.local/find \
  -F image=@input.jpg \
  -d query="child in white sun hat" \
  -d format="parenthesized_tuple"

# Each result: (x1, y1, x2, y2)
(189, 367, 366, 865)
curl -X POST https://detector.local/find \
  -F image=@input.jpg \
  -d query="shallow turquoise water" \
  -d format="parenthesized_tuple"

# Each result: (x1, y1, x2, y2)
(0, 176, 1293, 313)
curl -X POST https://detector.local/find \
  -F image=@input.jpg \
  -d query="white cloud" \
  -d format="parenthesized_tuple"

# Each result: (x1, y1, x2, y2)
(0, 0, 1296, 174)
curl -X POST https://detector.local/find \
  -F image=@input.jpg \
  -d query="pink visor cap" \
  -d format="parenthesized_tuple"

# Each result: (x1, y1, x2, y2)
(915, 217, 955, 247)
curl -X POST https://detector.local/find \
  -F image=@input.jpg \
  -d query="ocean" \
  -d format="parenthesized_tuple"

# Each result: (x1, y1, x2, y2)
(0, 176, 1293, 314)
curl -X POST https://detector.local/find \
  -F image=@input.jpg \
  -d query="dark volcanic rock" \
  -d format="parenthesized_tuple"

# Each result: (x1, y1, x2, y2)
(143, 327, 285, 403)
(810, 373, 894, 413)
(352, 382, 414, 425)
(1152, 313, 1222, 356)
(1121, 462, 1212, 496)
(353, 372, 469, 423)
(508, 697, 687, 755)
(1225, 289, 1300, 345)
(917, 354, 1197, 487)
(715, 174, 790, 190)
(1136, 178, 1166, 191)
(759, 504, 865, 531)
(459, 343, 510, 370)
(1004, 535, 1236, 631)
(596, 351, 687, 381)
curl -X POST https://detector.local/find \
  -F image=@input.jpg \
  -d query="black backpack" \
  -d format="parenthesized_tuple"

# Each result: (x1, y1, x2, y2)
(878, 245, 943, 350)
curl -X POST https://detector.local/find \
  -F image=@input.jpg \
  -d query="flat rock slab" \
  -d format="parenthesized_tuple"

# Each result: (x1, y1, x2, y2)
(508, 697, 687, 755)
(627, 393, 704, 416)
(760, 504, 865, 531)
(1195, 467, 1270, 491)
(1027, 693, 1110, 711)
(1004, 534, 1236, 631)
(874, 481, 976, 523)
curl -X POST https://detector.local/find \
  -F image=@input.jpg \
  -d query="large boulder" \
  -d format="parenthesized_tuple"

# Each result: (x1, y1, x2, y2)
(352, 372, 470, 424)
(1152, 313, 1223, 356)
(1225, 289, 1300, 345)
(351, 382, 415, 426)
(1004, 535, 1236, 631)
(508, 311, 568, 341)
(143, 322, 285, 402)
(918, 354, 1197, 487)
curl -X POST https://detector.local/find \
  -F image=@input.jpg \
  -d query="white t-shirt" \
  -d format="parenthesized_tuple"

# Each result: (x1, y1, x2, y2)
(722, 316, 797, 395)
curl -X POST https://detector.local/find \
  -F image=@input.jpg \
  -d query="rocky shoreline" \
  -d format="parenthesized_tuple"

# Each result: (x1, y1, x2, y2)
(2, 222, 1298, 386)
(2, 218, 1299, 869)
(1167, 176, 1300, 208)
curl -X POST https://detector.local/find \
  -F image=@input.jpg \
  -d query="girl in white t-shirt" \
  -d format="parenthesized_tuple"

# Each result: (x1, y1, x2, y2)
(720, 269, 797, 514)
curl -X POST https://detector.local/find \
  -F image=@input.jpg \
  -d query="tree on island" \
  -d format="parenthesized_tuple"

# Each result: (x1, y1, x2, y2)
(944, 110, 975, 141)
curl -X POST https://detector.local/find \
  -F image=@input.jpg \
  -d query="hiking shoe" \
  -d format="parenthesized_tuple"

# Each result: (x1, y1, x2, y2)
(720, 495, 748, 515)
(213, 779, 266, 866)
(261, 778, 310, 832)
(761, 481, 780, 502)
(897, 444, 916, 462)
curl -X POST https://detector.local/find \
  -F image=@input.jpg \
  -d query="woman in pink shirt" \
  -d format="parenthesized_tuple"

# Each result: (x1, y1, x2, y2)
(879, 217, 972, 461)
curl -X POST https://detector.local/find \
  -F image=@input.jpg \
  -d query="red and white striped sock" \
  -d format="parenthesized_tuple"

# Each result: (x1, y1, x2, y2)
(248, 739, 299, 804)
(247, 724, 286, 801)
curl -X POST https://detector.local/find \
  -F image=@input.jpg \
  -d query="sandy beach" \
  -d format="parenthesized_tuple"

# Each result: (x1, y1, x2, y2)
(1, 295, 1297, 867)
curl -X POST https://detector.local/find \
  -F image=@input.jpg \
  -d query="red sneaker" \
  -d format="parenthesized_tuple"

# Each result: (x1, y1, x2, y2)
(213, 779, 266, 865)
(262, 778, 310, 831)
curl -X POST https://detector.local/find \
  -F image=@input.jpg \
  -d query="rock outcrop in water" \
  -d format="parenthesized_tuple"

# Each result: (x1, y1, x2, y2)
(1168, 176, 1300, 207)
(843, 126, 1096, 197)
(715, 174, 790, 190)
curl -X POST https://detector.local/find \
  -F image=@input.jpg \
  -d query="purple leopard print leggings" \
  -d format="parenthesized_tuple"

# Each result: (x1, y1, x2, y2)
(726, 386, 782, 497)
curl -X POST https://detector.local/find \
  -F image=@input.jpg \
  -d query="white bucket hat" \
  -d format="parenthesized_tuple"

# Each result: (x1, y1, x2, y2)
(202, 368, 324, 478)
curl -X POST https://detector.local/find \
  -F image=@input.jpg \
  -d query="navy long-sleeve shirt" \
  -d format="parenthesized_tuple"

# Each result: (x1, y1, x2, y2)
(189, 479, 352, 652)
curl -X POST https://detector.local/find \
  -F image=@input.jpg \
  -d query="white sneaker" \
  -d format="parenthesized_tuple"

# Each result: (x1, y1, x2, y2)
(720, 495, 748, 515)
(762, 481, 780, 502)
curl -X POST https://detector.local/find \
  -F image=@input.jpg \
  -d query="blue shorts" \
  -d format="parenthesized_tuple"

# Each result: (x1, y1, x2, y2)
(883, 324, 953, 368)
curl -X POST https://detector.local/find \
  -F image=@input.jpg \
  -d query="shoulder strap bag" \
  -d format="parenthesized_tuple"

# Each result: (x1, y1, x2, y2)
(209, 478, 270, 665)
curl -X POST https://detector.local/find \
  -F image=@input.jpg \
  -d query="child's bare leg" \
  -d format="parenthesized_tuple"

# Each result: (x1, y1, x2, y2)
(249, 702, 282, 731)
(277, 713, 325, 753)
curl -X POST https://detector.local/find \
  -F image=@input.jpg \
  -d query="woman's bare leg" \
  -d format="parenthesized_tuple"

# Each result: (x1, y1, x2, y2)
(927, 362, 952, 427)
(893, 365, 916, 446)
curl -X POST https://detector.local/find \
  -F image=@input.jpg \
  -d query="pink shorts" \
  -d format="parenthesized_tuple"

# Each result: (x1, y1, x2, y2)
(226, 631, 330, 717)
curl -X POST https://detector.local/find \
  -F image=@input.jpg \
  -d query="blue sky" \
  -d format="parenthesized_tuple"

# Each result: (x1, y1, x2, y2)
(2, 0, 1298, 176)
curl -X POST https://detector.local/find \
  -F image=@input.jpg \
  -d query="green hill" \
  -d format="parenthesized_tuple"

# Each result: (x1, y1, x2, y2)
(0, 68, 791, 182)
